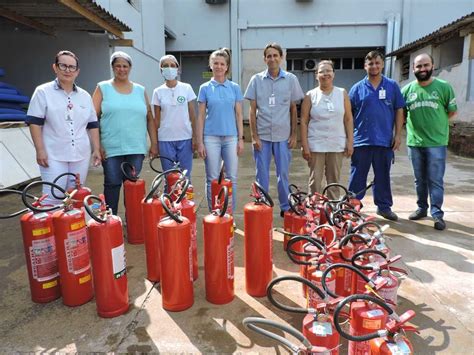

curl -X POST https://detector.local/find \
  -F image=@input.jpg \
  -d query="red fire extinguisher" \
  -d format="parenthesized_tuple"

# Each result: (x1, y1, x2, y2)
(283, 191, 308, 251)
(52, 172, 91, 210)
(267, 275, 341, 354)
(84, 194, 129, 318)
(333, 293, 415, 355)
(141, 173, 166, 282)
(150, 156, 190, 198)
(171, 177, 198, 281)
(121, 162, 146, 244)
(244, 181, 274, 297)
(211, 161, 233, 215)
(1, 189, 60, 303)
(157, 194, 193, 311)
(203, 186, 234, 304)
(24, 181, 93, 307)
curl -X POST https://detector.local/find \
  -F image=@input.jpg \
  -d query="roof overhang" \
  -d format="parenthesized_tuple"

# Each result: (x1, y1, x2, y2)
(388, 12, 474, 57)
(0, 0, 131, 39)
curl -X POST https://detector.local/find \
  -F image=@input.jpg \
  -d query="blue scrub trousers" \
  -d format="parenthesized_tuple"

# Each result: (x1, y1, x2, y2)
(158, 139, 193, 180)
(253, 140, 291, 211)
(348, 146, 394, 212)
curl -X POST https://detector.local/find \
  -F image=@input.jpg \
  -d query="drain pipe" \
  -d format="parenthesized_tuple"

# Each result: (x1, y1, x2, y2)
(385, 14, 395, 78)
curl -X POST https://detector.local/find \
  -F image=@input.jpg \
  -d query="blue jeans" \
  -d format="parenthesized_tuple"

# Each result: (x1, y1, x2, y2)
(253, 140, 291, 211)
(158, 139, 193, 180)
(348, 146, 394, 212)
(204, 136, 238, 211)
(102, 154, 144, 215)
(407, 146, 446, 218)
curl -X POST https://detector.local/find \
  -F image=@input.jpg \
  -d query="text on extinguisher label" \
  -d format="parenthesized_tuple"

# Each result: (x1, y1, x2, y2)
(227, 236, 234, 279)
(29, 236, 59, 281)
(111, 244, 126, 279)
(312, 321, 333, 336)
(65, 229, 91, 275)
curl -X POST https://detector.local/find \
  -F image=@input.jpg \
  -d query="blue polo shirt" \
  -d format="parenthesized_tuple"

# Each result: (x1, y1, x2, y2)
(349, 75, 405, 148)
(198, 79, 243, 136)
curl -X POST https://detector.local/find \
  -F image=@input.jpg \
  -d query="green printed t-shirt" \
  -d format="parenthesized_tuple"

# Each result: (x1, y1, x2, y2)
(402, 78, 457, 147)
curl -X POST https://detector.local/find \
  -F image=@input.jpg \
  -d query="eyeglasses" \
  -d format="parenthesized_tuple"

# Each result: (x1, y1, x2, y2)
(57, 63, 78, 72)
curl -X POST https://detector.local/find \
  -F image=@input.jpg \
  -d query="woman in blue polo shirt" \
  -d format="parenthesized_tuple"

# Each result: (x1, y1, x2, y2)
(196, 48, 244, 211)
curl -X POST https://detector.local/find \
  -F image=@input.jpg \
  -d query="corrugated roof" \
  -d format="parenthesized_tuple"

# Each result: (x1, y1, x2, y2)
(0, 0, 131, 36)
(388, 12, 474, 57)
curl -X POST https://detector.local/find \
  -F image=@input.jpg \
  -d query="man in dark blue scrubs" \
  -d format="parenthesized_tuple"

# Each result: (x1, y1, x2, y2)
(348, 50, 405, 221)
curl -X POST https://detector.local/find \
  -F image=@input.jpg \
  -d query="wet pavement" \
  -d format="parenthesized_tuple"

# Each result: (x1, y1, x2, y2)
(0, 138, 473, 354)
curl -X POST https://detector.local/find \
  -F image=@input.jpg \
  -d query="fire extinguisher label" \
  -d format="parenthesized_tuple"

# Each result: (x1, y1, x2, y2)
(387, 339, 411, 354)
(65, 229, 90, 275)
(29, 236, 59, 281)
(365, 309, 384, 318)
(362, 318, 382, 330)
(312, 321, 333, 336)
(111, 244, 126, 279)
(227, 236, 234, 279)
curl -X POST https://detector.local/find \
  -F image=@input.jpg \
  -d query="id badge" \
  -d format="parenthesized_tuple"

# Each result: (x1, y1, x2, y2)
(65, 107, 73, 121)
(269, 94, 276, 107)
(326, 100, 335, 112)
(379, 89, 386, 100)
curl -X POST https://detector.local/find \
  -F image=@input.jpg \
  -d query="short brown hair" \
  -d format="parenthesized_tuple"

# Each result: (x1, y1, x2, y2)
(209, 47, 231, 75)
(55, 50, 79, 67)
(365, 50, 384, 62)
(264, 43, 283, 57)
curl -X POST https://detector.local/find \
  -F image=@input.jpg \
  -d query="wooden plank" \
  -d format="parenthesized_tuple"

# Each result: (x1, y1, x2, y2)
(109, 39, 134, 47)
(0, 5, 55, 35)
(57, 0, 124, 38)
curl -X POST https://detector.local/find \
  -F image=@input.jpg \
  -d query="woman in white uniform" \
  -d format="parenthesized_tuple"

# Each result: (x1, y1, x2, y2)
(300, 60, 354, 200)
(27, 50, 101, 203)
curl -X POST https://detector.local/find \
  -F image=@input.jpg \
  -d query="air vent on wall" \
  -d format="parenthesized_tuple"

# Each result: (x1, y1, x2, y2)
(304, 59, 317, 71)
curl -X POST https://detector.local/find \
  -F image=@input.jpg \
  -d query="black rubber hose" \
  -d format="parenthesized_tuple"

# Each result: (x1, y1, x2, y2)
(288, 184, 300, 194)
(331, 208, 364, 228)
(84, 195, 107, 223)
(322, 183, 349, 203)
(267, 275, 326, 314)
(217, 160, 225, 184)
(254, 181, 274, 207)
(51, 172, 76, 199)
(286, 235, 325, 265)
(338, 233, 370, 262)
(242, 317, 310, 353)
(0, 189, 33, 219)
(145, 173, 165, 201)
(321, 263, 372, 298)
(333, 293, 393, 342)
(322, 201, 333, 226)
(21, 181, 65, 213)
(351, 249, 388, 270)
(170, 176, 189, 203)
(160, 193, 183, 223)
(214, 185, 229, 217)
(121, 162, 138, 182)
(150, 155, 179, 173)
(352, 221, 384, 234)
(288, 192, 306, 216)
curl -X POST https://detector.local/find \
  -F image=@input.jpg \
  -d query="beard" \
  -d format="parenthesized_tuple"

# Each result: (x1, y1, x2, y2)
(415, 68, 433, 82)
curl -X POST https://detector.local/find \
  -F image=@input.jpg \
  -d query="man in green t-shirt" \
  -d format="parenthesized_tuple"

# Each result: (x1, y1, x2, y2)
(402, 53, 457, 231)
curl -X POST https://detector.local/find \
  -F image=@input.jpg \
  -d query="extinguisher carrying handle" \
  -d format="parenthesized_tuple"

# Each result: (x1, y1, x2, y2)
(84, 195, 109, 223)
(121, 162, 139, 182)
(0, 189, 35, 219)
(243, 317, 312, 354)
(160, 193, 183, 223)
(145, 173, 165, 201)
(170, 175, 190, 203)
(321, 263, 373, 299)
(288, 192, 307, 216)
(51, 172, 78, 199)
(21, 181, 66, 213)
(351, 249, 388, 270)
(267, 275, 327, 314)
(322, 183, 349, 203)
(286, 236, 325, 265)
(333, 293, 394, 342)
(331, 208, 364, 229)
(213, 185, 229, 218)
(252, 181, 274, 207)
(150, 155, 180, 173)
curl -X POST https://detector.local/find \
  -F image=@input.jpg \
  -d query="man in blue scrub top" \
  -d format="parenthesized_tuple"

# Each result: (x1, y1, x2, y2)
(244, 43, 304, 216)
(349, 50, 405, 221)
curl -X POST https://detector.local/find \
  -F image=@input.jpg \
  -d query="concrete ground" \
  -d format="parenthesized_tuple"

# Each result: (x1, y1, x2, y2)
(0, 138, 473, 354)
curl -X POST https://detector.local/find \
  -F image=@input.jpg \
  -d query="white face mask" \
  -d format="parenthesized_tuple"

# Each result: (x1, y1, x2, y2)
(162, 67, 178, 81)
